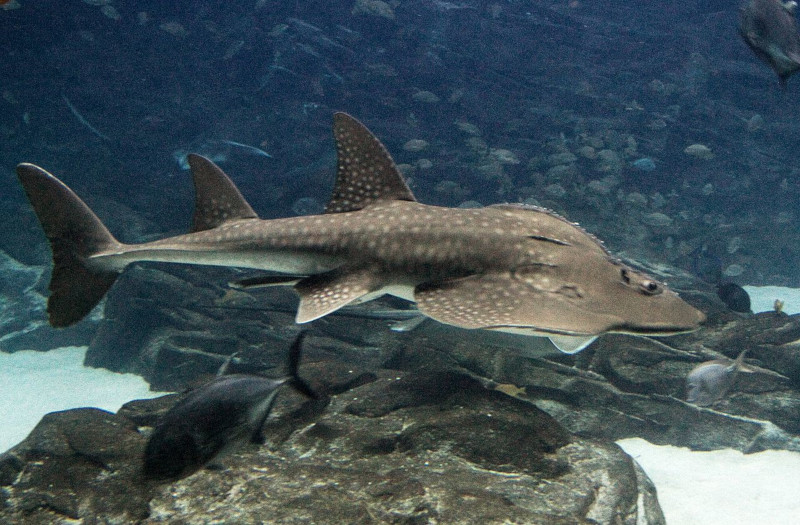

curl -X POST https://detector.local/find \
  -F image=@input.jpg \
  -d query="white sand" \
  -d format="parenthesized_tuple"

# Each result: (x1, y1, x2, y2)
(613, 286, 800, 524)
(744, 285, 800, 314)
(0, 346, 166, 453)
(618, 438, 800, 525)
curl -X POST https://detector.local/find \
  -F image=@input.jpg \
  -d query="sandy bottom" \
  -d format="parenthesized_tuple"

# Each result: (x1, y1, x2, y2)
(618, 438, 800, 525)
(744, 285, 800, 314)
(0, 346, 166, 453)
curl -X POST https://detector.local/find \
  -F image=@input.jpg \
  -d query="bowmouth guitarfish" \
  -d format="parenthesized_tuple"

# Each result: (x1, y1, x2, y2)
(16, 113, 705, 353)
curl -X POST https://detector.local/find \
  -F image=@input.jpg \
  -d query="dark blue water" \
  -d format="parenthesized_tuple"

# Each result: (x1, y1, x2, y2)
(1, 0, 798, 284)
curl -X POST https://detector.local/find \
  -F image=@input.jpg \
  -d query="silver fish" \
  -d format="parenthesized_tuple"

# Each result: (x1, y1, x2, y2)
(16, 112, 704, 353)
(142, 332, 316, 480)
(686, 350, 748, 406)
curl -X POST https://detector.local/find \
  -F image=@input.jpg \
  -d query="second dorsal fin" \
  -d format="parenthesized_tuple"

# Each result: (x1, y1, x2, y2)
(187, 154, 259, 232)
(325, 112, 416, 214)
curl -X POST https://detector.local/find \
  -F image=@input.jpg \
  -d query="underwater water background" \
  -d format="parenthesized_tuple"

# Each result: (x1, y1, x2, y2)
(5, 3, 800, 523)
(0, 0, 798, 287)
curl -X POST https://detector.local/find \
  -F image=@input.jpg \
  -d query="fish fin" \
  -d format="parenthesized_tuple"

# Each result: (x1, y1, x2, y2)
(294, 267, 382, 323)
(325, 112, 416, 213)
(390, 315, 427, 332)
(250, 332, 319, 444)
(216, 352, 239, 377)
(548, 335, 598, 354)
(414, 273, 617, 337)
(248, 388, 282, 445)
(187, 154, 259, 232)
(16, 163, 121, 327)
(286, 331, 319, 399)
(230, 274, 304, 289)
(727, 349, 749, 373)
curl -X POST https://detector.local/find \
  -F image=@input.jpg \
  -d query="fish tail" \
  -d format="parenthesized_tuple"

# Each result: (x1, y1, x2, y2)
(286, 331, 320, 399)
(16, 163, 122, 327)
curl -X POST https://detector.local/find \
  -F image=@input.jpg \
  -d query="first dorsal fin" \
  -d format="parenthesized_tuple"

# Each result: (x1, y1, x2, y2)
(187, 154, 259, 232)
(325, 112, 416, 214)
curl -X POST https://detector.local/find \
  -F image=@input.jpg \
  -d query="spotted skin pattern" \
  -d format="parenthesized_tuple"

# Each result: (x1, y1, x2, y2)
(16, 113, 704, 352)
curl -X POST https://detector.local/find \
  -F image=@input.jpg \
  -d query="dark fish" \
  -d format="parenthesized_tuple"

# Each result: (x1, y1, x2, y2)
(739, 0, 800, 87)
(686, 350, 748, 406)
(716, 282, 752, 313)
(142, 332, 317, 481)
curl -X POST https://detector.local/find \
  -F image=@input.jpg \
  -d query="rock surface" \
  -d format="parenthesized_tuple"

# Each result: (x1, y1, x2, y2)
(0, 408, 153, 524)
(0, 368, 664, 524)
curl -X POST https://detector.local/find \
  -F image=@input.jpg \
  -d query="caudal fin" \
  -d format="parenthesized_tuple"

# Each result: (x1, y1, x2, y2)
(16, 163, 121, 327)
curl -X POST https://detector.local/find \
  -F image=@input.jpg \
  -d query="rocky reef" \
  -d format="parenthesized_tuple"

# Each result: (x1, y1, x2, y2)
(3, 264, 800, 522)
(0, 367, 664, 524)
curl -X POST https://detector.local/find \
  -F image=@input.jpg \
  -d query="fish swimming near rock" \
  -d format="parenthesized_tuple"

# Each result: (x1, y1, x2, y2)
(16, 112, 704, 354)
(142, 332, 317, 480)
(686, 350, 750, 406)
(739, 0, 800, 87)
(716, 282, 752, 313)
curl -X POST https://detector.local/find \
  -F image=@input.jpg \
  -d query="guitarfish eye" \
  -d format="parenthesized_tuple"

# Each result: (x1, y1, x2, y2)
(640, 280, 661, 295)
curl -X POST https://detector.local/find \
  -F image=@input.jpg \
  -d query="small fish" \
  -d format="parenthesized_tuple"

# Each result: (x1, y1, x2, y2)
(716, 282, 752, 313)
(173, 148, 226, 171)
(686, 350, 748, 406)
(173, 139, 271, 170)
(16, 112, 704, 354)
(142, 332, 317, 480)
(631, 158, 656, 172)
(739, 0, 800, 87)
(219, 140, 272, 159)
(62, 95, 111, 142)
(683, 143, 714, 160)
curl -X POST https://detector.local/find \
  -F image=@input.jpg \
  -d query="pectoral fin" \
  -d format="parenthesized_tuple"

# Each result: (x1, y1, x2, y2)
(414, 273, 618, 346)
(295, 268, 383, 323)
(250, 391, 281, 445)
(547, 335, 598, 354)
